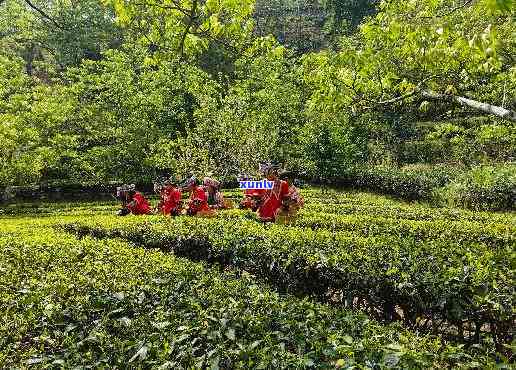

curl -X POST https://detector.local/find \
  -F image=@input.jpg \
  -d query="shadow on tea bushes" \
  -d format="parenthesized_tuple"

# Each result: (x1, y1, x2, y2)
(2, 226, 502, 368)
(60, 215, 515, 355)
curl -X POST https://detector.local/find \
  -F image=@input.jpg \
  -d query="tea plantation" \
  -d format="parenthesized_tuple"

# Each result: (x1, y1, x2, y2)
(0, 189, 514, 368)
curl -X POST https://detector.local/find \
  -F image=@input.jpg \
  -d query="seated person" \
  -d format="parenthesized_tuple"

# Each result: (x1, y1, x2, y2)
(275, 173, 305, 224)
(155, 178, 182, 216)
(257, 162, 289, 222)
(182, 176, 212, 217)
(116, 184, 152, 216)
(204, 177, 231, 209)
(238, 174, 265, 211)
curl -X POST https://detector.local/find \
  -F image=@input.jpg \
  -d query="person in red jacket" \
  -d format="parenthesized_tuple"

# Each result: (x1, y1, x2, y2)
(257, 162, 289, 222)
(183, 176, 212, 216)
(155, 178, 182, 216)
(239, 174, 266, 211)
(116, 184, 151, 216)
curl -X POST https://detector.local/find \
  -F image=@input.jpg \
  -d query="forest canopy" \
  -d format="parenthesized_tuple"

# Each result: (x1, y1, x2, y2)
(0, 0, 514, 197)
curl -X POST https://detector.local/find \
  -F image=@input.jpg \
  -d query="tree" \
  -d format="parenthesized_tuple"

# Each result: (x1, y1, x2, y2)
(0, 0, 122, 73)
(302, 0, 515, 121)
(103, 0, 255, 63)
(0, 55, 79, 186)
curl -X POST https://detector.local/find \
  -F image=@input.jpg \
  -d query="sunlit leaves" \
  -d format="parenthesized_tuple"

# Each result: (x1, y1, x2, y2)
(0, 0, 122, 69)
(482, 0, 514, 13)
(303, 0, 514, 117)
(102, 0, 255, 62)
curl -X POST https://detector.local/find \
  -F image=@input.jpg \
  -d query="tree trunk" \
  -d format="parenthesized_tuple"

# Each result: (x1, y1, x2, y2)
(422, 90, 516, 122)
(25, 43, 36, 76)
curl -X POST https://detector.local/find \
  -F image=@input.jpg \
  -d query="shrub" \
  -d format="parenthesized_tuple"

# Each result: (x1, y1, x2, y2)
(334, 164, 462, 200)
(61, 214, 514, 350)
(436, 164, 516, 211)
(1, 220, 500, 368)
(398, 140, 448, 164)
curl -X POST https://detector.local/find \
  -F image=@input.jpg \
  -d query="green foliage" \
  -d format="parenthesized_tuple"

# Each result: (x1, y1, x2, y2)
(0, 0, 122, 70)
(301, 0, 515, 167)
(2, 204, 506, 368)
(0, 48, 226, 185)
(437, 164, 516, 210)
(65, 50, 222, 182)
(300, 115, 368, 180)
(61, 199, 515, 351)
(103, 0, 255, 63)
(254, 0, 328, 52)
(0, 55, 40, 185)
(0, 55, 82, 186)
(0, 0, 514, 212)
(313, 163, 515, 211)
(332, 164, 461, 200)
(410, 118, 516, 164)
(163, 37, 309, 181)
(1, 2, 515, 365)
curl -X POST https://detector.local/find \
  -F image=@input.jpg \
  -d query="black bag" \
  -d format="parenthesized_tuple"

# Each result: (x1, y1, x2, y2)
(117, 207, 131, 216)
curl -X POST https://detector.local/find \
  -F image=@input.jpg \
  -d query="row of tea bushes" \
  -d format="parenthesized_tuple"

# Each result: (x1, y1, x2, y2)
(216, 208, 514, 249)
(293, 210, 514, 248)
(0, 200, 118, 217)
(301, 196, 514, 224)
(319, 164, 515, 211)
(62, 215, 514, 350)
(1, 220, 502, 369)
(332, 165, 457, 201)
(435, 164, 516, 211)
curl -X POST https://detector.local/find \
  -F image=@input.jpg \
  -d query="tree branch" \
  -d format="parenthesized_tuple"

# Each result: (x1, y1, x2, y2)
(422, 91, 516, 122)
(178, 0, 198, 61)
(376, 88, 420, 105)
(132, 1, 190, 17)
(24, 0, 67, 30)
(374, 75, 436, 105)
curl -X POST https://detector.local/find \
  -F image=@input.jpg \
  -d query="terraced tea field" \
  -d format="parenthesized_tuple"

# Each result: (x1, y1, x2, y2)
(1, 188, 514, 368)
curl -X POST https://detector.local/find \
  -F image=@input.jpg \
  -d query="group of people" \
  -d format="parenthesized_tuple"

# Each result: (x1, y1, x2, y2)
(115, 162, 304, 223)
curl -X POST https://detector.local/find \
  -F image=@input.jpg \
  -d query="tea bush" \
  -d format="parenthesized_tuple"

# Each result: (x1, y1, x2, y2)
(1, 187, 514, 367)
(1, 219, 502, 368)
(333, 165, 460, 201)
(319, 164, 515, 211)
(62, 213, 514, 349)
(436, 164, 516, 211)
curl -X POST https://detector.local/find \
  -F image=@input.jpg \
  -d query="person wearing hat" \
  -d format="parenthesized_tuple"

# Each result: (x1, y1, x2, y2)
(155, 177, 183, 216)
(257, 162, 290, 222)
(182, 176, 211, 216)
(203, 177, 230, 210)
(116, 184, 151, 216)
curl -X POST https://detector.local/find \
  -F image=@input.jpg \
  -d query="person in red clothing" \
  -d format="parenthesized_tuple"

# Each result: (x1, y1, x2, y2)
(241, 188, 266, 211)
(155, 178, 182, 216)
(116, 184, 152, 216)
(204, 177, 232, 210)
(127, 190, 152, 215)
(275, 172, 305, 224)
(183, 176, 212, 216)
(257, 162, 289, 222)
(239, 174, 266, 211)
